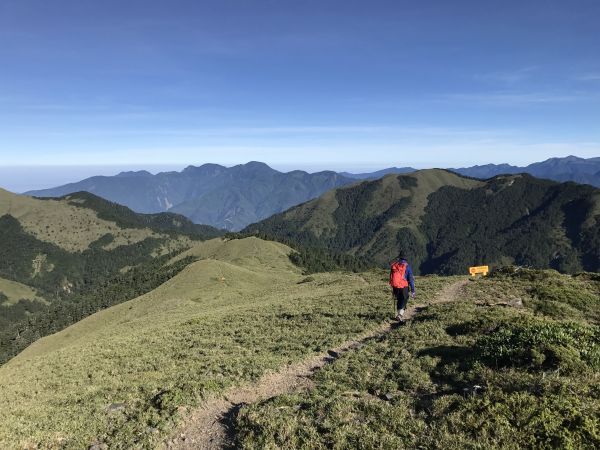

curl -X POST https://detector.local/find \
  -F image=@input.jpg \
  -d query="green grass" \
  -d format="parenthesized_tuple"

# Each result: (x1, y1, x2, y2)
(3, 241, 596, 449)
(0, 237, 456, 449)
(0, 187, 161, 252)
(236, 269, 600, 449)
(466, 267, 600, 324)
(0, 277, 46, 306)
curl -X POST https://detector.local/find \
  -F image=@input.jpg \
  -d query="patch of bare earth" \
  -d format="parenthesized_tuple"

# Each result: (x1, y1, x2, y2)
(165, 279, 468, 449)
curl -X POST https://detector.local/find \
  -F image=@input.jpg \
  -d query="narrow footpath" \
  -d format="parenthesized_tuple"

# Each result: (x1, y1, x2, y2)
(165, 279, 468, 449)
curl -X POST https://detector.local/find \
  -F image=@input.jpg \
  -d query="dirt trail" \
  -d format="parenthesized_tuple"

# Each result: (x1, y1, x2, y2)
(165, 279, 468, 449)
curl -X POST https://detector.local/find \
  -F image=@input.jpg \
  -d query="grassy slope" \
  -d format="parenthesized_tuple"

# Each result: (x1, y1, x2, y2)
(0, 188, 162, 252)
(0, 188, 226, 366)
(237, 270, 600, 449)
(358, 170, 482, 258)
(0, 237, 457, 449)
(383, 168, 483, 227)
(61, 191, 223, 241)
(283, 169, 482, 239)
(0, 277, 46, 306)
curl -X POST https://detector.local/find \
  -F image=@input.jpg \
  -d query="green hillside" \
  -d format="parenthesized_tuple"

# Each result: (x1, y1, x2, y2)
(245, 169, 600, 274)
(1, 174, 599, 449)
(0, 277, 46, 306)
(237, 269, 600, 449)
(0, 188, 222, 364)
(0, 236, 597, 449)
(0, 237, 454, 448)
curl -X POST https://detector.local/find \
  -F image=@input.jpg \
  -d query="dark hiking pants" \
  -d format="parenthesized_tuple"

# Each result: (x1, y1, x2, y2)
(393, 287, 409, 312)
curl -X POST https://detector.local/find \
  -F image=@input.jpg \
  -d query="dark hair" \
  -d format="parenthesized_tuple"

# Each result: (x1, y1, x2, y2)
(397, 252, 406, 260)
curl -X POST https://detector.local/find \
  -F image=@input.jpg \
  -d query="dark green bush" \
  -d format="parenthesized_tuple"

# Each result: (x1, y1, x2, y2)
(475, 319, 600, 372)
(435, 390, 600, 449)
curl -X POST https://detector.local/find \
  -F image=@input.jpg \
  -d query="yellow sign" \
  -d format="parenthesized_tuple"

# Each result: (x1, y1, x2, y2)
(469, 265, 489, 276)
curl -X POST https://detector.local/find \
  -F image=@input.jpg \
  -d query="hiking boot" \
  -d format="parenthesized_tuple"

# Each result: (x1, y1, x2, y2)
(399, 309, 405, 317)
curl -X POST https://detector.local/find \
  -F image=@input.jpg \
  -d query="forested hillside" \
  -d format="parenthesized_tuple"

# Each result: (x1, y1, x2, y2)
(25, 157, 600, 231)
(245, 170, 600, 274)
(0, 188, 222, 364)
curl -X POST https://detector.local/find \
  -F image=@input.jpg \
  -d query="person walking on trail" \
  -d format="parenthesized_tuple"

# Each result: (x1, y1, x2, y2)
(389, 253, 416, 320)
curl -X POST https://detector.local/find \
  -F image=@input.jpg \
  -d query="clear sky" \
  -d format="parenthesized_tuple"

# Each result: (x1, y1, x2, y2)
(1, 0, 599, 181)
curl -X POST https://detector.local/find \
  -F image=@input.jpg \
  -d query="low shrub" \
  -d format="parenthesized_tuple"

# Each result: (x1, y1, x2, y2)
(474, 319, 600, 372)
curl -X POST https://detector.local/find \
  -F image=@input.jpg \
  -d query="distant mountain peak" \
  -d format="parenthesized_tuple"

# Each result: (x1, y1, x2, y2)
(559, 155, 581, 161)
(20, 156, 600, 233)
(237, 161, 275, 171)
(452, 156, 600, 186)
(24, 161, 353, 231)
(340, 166, 416, 180)
(115, 170, 153, 178)
(245, 161, 272, 168)
(532, 155, 586, 168)
(182, 163, 227, 175)
(313, 169, 343, 176)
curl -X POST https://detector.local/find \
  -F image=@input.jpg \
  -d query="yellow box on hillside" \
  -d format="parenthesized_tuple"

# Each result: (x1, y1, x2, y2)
(469, 265, 489, 276)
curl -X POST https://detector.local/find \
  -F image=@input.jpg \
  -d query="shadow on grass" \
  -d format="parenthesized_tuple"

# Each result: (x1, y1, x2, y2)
(418, 345, 474, 385)
(220, 401, 246, 450)
(445, 321, 498, 337)
(414, 345, 478, 416)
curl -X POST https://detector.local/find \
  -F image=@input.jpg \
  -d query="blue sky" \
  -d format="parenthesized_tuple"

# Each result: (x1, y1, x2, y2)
(1, 0, 599, 188)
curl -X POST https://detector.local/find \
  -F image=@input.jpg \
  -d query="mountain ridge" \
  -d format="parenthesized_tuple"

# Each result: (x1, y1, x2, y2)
(340, 166, 416, 179)
(244, 168, 600, 274)
(22, 156, 600, 232)
(0, 188, 222, 364)
(26, 162, 354, 231)
(452, 155, 600, 186)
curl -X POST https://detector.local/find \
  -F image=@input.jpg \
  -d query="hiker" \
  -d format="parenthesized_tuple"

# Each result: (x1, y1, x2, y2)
(389, 253, 416, 320)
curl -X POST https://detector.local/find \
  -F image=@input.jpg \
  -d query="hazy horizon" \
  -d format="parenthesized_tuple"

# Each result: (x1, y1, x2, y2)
(1, 1, 599, 172)
(0, 154, 596, 193)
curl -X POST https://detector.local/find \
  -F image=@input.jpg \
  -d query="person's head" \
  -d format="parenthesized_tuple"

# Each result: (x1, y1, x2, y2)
(397, 252, 406, 260)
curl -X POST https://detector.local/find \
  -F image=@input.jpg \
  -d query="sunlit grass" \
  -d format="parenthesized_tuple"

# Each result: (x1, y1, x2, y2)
(0, 238, 455, 449)
(0, 277, 46, 306)
(236, 269, 600, 449)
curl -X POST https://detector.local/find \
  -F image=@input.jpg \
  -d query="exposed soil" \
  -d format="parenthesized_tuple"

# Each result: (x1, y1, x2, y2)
(165, 279, 468, 449)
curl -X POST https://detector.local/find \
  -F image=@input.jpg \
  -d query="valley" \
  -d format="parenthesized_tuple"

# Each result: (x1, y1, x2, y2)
(3, 2, 599, 448)
(0, 171, 598, 449)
